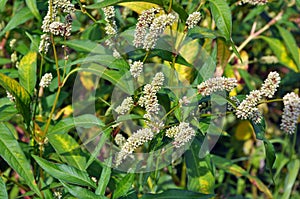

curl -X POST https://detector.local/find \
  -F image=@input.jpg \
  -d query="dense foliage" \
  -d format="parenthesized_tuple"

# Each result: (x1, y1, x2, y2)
(0, 0, 300, 198)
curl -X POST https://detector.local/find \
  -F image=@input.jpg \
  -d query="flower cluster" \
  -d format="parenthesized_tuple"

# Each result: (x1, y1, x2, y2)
(241, 0, 268, 5)
(138, 72, 164, 115)
(130, 60, 144, 78)
(280, 92, 300, 134)
(102, 6, 117, 36)
(186, 11, 201, 29)
(41, 0, 74, 35)
(115, 134, 126, 147)
(197, 77, 238, 96)
(115, 96, 134, 115)
(235, 71, 281, 122)
(260, 71, 281, 98)
(133, 8, 160, 48)
(39, 73, 53, 88)
(143, 13, 177, 50)
(115, 128, 154, 166)
(236, 90, 262, 120)
(166, 122, 195, 148)
(39, 34, 50, 54)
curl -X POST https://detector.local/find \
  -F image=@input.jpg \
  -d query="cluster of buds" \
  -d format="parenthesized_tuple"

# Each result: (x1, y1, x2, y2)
(236, 71, 281, 123)
(138, 72, 164, 115)
(280, 92, 300, 134)
(133, 8, 176, 50)
(115, 96, 134, 115)
(186, 11, 202, 29)
(241, 0, 268, 5)
(39, 73, 53, 88)
(197, 77, 238, 96)
(115, 128, 153, 166)
(166, 122, 195, 148)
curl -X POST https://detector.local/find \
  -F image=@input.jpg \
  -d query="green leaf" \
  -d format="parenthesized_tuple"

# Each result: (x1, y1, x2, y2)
(251, 119, 266, 140)
(0, 98, 17, 122)
(141, 189, 214, 199)
(48, 134, 87, 170)
(60, 40, 99, 53)
(217, 38, 230, 69)
(243, 5, 266, 22)
(185, 139, 215, 194)
(113, 174, 135, 199)
(61, 182, 107, 199)
(209, 0, 232, 41)
(32, 155, 97, 188)
(48, 114, 104, 136)
(25, 32, 40, 52)
(86, 0, 188, 21)
(0, 0, 8, 12)
(277, 26, 300, 70)
(0, 122, 41, 197)
(95, 159, 111, 195)
(0, 176, 8, 199)
(264, 139, 276, 170)
(282, 159, 300, 199)
(0, 58, 11, 65)
(212, 155, 273, 198)
(25, 0, 41, 21)
(18, 51, 37, 95)
(0, 73, 31, 126)
(260, 36, 299, 72)
(0, 7, 34, 37)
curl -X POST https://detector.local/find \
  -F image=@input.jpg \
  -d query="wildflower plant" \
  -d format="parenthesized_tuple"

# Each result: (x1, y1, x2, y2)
(0, 0, 299, 198)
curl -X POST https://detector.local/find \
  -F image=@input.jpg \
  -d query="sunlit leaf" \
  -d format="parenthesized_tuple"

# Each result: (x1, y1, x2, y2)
(86, 0, 188, 21)
(235, 121, 253, 141)
(48, 134, 87, 170)
(33, 155, 97, 188)
(0, 73, 31, 126)
(209, 0, 232, 41)
(0, 122, 41, 197)
(277, 26, 300, 70)
(260, 36, 298, 72)
(18, 51, 37, 95)
(119, 2, 159, 14)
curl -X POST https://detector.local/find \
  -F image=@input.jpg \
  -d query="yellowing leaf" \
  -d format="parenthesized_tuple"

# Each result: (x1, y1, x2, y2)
(164, 39, 200, 82)
(260, 36, 298, 72)
(18, 51, 37, 95)
(235, 120, 253, 141)
(79, 71, 95, 91)
(54, 105, 73, 120)
(118, 2, 159, 14)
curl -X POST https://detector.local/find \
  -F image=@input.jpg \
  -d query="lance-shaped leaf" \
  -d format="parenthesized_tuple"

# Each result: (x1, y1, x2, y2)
(0, 122, 41, 197)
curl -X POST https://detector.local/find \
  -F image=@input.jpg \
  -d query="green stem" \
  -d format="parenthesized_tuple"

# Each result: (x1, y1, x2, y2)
(78, 1, 97, 23)
(44, 86, 62, 136)
(168, 0, 173, 13)
(50, 35, 61, 86)
(258, 98, 284, 105)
